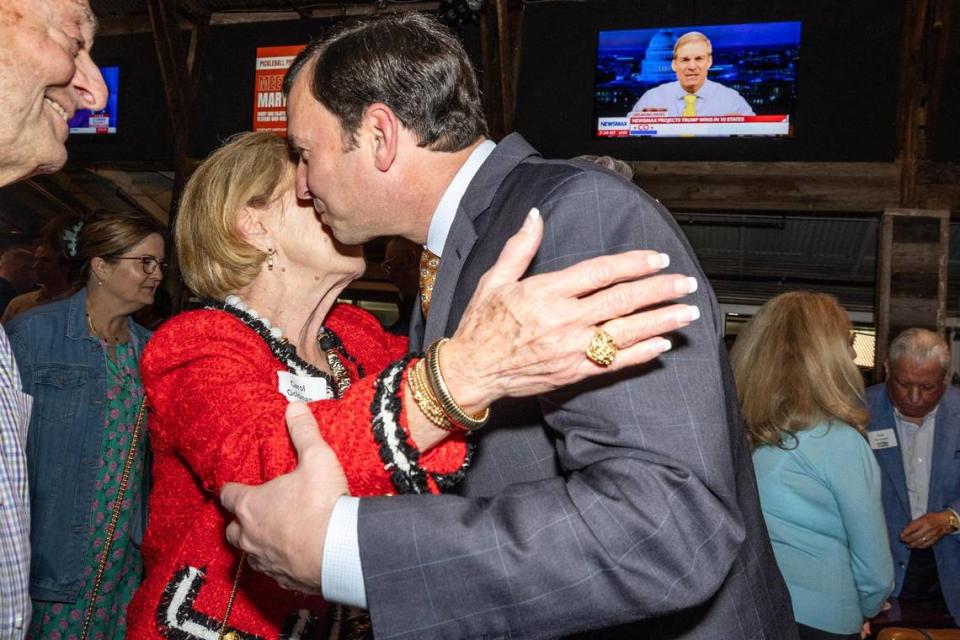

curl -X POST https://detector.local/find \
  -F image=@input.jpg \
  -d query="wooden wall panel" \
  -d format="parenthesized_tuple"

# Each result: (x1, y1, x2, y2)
(629, 162, 901, 213)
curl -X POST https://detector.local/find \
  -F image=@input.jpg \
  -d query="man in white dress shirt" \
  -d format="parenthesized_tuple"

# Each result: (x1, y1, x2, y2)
(220, 13, 796, 640)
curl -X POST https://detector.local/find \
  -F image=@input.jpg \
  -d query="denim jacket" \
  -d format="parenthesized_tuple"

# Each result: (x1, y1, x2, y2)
(6, 288, 151, 602)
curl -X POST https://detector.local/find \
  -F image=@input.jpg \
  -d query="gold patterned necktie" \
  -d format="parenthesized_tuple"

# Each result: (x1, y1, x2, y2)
(419, 248, 441, 318)
(682, 94, 697, 117)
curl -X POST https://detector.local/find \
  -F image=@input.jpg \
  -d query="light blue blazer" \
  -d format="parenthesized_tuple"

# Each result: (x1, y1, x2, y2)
(753, 421, 894, 634)
(866, 384, 960, 625)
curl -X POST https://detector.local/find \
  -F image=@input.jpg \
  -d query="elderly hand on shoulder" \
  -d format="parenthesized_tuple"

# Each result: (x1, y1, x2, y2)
(439, 208, 699, 415)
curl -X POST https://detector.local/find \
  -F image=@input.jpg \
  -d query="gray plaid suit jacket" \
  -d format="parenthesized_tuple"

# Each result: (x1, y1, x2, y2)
(357, 134, 796, 640)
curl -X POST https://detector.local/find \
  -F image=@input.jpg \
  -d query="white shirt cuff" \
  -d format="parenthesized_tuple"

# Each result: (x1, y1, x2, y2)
(321, 496, 367, 608)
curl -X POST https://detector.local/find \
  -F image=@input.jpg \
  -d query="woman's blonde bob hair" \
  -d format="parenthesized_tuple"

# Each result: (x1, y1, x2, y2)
(176, 131, 295, 300)
(730, 291, 868, 449)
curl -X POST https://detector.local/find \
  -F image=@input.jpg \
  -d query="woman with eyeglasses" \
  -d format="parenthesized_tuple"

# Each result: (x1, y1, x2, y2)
(6, 209, 167, 639)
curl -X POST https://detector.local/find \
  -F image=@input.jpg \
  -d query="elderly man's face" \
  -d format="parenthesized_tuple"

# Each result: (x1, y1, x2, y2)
(0, 0, 108, 185)
(671, 40, 712, 94)
(886, 357, 947, 422)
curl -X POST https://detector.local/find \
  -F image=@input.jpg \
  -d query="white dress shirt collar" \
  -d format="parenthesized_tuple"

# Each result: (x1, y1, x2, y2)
(424, 139, 497, 257)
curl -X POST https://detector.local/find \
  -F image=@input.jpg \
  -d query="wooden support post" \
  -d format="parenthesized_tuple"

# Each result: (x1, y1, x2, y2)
(479, 10, 505, 139)
(875, 208, 949, 378)
(895, 0, 953, 207)
(147, 0, 209, 309)
(876, 0, 953, 378)
(480, 0, 521, 139)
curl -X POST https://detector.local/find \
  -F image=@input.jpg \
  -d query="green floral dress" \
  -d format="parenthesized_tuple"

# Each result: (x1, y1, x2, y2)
(28, 342, 146, 640)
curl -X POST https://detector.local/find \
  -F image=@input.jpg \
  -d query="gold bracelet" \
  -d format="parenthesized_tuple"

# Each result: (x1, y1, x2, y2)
(407, 359, 457, 432)
(424, 338, 490, 432)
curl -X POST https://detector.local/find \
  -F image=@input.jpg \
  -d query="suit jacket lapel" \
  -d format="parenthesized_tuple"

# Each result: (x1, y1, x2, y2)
(422, 134, 541, 346)
(928, 394, 960, 511)
(872, 392, 911, 513)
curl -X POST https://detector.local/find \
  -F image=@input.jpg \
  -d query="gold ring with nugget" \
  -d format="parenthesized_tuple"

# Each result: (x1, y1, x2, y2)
(586, 328, 618, 367)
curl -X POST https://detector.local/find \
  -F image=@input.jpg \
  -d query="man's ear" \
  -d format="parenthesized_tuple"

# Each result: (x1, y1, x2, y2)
(365, 103, 399, 172)
(235, 206, 271, 253)
(883, 359, 890, 380)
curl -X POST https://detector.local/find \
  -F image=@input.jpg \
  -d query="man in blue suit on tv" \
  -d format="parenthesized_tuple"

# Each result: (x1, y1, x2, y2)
(866, 328, 960, 625)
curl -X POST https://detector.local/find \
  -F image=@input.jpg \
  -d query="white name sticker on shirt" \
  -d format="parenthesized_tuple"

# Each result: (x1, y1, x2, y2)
(277, 370, 331, 403)
(868, 428, 898, 450)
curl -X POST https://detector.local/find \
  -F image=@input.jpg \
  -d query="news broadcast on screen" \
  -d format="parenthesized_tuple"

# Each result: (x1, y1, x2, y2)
(594, 21, 801, 138)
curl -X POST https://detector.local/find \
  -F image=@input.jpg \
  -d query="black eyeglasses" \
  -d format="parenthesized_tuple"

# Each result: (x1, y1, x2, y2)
(114, 256, 168, 275)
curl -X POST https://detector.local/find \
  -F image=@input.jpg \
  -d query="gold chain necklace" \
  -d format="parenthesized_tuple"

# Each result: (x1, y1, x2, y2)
(86, 312, 128, 344)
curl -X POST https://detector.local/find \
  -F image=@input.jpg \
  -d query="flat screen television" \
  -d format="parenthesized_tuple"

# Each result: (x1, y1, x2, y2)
(68, 65, 119, 135)
(593, 22, 801, 138)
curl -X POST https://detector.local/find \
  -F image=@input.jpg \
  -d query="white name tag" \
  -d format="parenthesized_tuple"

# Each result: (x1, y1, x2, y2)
(277, 371, 331, 403)
(868, 428, 898, 450)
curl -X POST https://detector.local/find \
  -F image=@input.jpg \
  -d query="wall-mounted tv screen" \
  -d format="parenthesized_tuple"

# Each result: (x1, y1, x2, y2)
(594, 22, 801, 138)
(69, 65, 119, 135)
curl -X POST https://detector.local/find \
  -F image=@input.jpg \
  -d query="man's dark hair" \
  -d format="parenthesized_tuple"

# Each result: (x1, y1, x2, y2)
(283, 13, 488, 152)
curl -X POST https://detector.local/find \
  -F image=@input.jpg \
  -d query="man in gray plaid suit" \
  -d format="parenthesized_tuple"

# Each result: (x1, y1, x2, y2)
(223, 13, 796, 640)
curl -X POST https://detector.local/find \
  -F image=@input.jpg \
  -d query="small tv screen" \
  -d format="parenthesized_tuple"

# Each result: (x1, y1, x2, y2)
(69, 65, 119, 135)
(593, 22, 801, 138)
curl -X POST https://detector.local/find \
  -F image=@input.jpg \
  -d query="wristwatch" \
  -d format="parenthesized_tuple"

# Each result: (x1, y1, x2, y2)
(947, 510, 960, 532)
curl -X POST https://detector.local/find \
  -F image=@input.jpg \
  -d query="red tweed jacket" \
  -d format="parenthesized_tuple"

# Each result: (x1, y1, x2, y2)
(126, 304, 467, 639)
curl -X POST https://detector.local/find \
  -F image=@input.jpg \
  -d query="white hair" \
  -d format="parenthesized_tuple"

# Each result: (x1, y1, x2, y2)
(888, 327, 950, 377)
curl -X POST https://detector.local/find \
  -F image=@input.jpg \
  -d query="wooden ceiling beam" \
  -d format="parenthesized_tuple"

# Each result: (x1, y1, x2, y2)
(98, 3, 438, 34)
(209, 3, 438, 25)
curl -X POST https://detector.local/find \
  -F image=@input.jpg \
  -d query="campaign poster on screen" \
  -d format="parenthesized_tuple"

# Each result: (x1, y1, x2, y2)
(253, 45, 305, 135)
(68, 65, 119, 134)
(594, 22, 801, 138)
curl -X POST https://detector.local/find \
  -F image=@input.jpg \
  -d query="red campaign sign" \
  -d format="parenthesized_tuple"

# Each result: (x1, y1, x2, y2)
(253, 45, 306, 135)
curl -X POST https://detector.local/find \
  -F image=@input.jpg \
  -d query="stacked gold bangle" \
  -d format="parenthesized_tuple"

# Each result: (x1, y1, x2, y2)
(424, 338, 490, 432)
(408, 358, 456, 432)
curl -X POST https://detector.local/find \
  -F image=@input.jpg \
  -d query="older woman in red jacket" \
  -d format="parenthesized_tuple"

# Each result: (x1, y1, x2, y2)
(126, 131, 471, 639)
(126, 132, 689, 639)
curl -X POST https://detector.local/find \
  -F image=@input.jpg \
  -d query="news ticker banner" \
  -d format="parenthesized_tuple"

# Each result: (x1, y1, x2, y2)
(597, 114, 791, 138)
(253, 45, 306, 134)
(70, 114, 114, 134)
